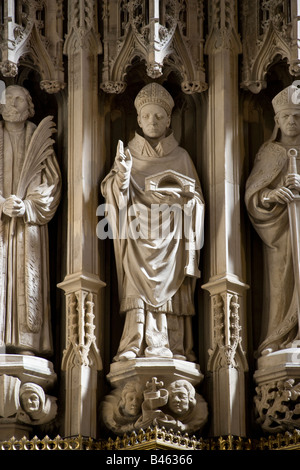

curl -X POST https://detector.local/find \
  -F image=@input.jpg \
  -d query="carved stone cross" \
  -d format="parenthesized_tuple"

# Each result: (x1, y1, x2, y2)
(145, 377, 164, 393)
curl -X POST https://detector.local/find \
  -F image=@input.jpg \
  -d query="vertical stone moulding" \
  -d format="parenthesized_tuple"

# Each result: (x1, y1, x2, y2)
(202, 0, 249, 437)
(207, 292, 248, 436)
(58, 0, 104, 439)
(61, 290, 102, 438)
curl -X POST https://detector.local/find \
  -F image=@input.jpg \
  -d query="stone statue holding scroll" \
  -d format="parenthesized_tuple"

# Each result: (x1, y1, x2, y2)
(245, 84, 300, 356)
(0, 85, 61, 356)
(101, 83, 205, 362)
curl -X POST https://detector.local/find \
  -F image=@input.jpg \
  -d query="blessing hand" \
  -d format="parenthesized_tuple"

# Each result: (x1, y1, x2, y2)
(115, 140, 132, 174)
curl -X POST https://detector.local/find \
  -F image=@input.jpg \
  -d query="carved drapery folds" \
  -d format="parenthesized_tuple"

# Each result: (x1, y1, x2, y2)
(0, 0, 65, 93)
(100, 0, 207, 94)
(241, 0, 300, 93)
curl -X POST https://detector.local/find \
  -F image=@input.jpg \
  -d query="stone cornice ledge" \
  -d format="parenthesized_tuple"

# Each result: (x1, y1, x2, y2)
(202, 273, 249, 296)
(57, 271, 106, 294)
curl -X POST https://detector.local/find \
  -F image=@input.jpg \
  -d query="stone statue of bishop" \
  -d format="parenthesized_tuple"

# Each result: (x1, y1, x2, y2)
(101, 83, 205, 362)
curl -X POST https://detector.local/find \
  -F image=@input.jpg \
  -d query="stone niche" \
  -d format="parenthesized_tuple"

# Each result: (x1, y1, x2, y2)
(243, 59, 300, 435)
(0, 67, 64, 441)
(98, 63, 209, 439)
(99, 65, 208, 363)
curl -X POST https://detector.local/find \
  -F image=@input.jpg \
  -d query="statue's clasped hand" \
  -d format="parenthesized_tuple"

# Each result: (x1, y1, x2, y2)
(284, 172, 300, 192)
(3, 195, 25, 217)
(263, 187, 295, 204)
(265, 173, 300, 205)
(154, 187, 183, 200)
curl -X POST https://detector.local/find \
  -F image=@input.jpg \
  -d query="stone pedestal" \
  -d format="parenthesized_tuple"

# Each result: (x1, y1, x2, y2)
(254, 343, 300, 433)
(107, 357, 203, 388)
(0, 355, 57, 440)
(101, 359, 208, 437)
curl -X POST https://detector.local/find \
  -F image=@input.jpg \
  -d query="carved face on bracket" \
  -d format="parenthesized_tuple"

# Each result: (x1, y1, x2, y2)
(168, 386, 190, 416)
(275, 108, 300, 139)
(137, 103, 171, 142)
(122, 391, 143, 417)
(0, 86, 33, 123)
(20, 391, 41, 414)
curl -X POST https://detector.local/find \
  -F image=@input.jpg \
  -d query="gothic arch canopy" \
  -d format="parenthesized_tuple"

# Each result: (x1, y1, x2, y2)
(0, 0, 65, 94)
(100, 0, 207, 95)
(241, 0, 300, 94)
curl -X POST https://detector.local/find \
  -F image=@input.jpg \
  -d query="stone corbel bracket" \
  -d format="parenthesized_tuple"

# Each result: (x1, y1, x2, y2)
(240, 0, 300, 94)
(0, 0, 65, 93)
(100, 0, 207, 94)
(254, 348, 300, 433)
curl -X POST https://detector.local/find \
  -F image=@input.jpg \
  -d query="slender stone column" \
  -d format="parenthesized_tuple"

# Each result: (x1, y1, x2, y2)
(202, 0, 249, 437)
(57, 0, 104, 438)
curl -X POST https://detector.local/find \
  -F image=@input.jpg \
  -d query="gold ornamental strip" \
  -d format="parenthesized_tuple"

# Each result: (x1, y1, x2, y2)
(0, 427, 299, 450)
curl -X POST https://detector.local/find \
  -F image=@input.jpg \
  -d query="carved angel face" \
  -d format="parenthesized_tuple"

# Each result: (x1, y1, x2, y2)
(168, 386, 190, 416)
(1, 86, 31, 123)
(137, 103, 171, 141)
(20, 391, 41, 414)
(123, 391, 143, 417)
(276, 108, 300, 139)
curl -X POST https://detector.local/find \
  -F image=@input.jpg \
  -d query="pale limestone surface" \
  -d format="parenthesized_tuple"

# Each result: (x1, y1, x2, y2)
(246, 84, 300, 433)
(0, 355, 57, 438)
(0, 85, 61, 356)
(245, 84, 300, 357)
(102, 369, 208, 435)
(254, 342, 300, 432)
(101, 83, 207, 435)
(101, 83, 205, 363)
(2, 0, 300, 442)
